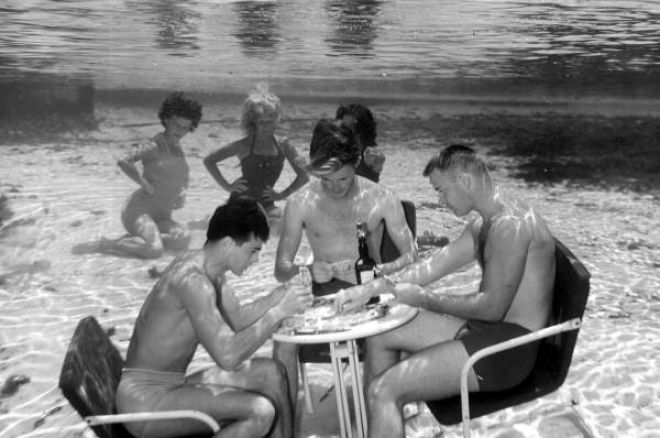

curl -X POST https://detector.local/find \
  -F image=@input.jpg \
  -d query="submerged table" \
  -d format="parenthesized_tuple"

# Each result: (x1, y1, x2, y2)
(273, 304, 419, 438)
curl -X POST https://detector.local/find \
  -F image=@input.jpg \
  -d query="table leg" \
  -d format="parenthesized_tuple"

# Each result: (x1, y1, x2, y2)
(347, 340, 368, 438)
(330, 342, 352, 438)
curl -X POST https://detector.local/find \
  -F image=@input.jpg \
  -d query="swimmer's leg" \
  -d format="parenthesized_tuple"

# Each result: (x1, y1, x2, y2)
(139, 384, 276, 438)
(84, 214, 164, 259)
(272, 341, 300, 412)
(191, 358, 293, 438)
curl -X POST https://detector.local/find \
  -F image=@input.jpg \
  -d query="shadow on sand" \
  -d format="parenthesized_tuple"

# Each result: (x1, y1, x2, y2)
(426, 113, 660, 195)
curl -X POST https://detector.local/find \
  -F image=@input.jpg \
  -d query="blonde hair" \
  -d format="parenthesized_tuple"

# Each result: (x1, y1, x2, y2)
(240, 83, 281, 135)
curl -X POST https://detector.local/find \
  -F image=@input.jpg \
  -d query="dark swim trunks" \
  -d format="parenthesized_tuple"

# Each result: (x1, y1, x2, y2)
(312, 278, 355, 297)
(455, 319, 540, 392)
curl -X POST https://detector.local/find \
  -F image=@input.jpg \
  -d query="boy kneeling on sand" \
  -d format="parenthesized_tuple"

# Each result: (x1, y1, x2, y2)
(116, 196, 312, 438)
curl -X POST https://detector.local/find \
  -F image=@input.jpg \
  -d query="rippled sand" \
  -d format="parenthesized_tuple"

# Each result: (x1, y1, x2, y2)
(1, 100, 659, 438)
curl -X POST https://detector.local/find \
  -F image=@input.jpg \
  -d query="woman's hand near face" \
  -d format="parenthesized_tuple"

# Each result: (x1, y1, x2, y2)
(363, 147, 385, 171)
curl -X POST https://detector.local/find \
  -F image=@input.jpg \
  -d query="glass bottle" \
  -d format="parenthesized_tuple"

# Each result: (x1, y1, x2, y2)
(354, 222, 376, 285)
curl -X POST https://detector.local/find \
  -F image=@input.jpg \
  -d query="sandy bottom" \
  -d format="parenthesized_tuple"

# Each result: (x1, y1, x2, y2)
(0, 100, 659, 438)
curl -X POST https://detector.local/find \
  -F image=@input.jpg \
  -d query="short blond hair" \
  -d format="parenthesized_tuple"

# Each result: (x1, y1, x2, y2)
(240, 83, 281, 135)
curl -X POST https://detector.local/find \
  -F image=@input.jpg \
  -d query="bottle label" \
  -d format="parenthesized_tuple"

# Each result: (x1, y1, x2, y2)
(379, 292, 396, 304)
(359, 269, 375, 284)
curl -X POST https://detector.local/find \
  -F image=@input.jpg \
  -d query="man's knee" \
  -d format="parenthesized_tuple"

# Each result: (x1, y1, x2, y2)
(249, 395, 276, 435)
(367, 372, 399, 408)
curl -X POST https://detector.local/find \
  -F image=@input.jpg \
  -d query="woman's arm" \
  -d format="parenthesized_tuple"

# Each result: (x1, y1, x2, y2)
(203, 140, 245, 192)
(117, 140, 154, 192)
(276, 138, 310, 200)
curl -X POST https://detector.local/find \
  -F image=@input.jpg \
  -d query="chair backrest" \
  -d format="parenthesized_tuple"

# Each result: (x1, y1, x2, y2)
(428, 238, 591, 424)
(380, 199, 417, 263)
(59, 316, 132, 438)
(536, 238, 591, 382)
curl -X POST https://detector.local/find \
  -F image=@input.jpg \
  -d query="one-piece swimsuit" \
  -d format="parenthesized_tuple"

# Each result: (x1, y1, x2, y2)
(230, 136, 285, 211)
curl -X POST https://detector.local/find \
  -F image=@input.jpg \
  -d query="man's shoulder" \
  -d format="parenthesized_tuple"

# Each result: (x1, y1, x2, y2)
(162, 252, 211, 293)
(489, 204, 549, 246)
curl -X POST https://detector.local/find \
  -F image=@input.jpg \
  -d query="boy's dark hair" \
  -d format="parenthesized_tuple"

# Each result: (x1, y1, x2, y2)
(206, 196, 269, 245)
(158, 91, 203, 130)
(307, 119, 360, 174)
(335, 103, 377, 147)
(423, 144, 487, 177)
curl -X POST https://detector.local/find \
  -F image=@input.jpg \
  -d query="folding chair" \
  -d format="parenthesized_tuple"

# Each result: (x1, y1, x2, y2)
(58, 316, 219, 438)
(298, 200, 417, 413)
(426, 238, 591, 438)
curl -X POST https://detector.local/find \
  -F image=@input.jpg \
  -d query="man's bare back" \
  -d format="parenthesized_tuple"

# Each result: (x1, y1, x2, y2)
(124, 252, 209, 373)
(470, 196, 555, 331)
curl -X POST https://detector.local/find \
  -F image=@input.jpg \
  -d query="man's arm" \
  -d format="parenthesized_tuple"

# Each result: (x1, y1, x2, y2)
(178, 272, 286, 371)
(399, 217, 531, 321)
(274, 197, 305, 282)
(220, 282, 287, 331)
(335, 222, 476, 312)
(376, 193, 418, 274)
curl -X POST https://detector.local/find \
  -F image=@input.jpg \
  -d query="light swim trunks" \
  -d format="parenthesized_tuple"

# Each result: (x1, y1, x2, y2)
(115, 368, 187, 438)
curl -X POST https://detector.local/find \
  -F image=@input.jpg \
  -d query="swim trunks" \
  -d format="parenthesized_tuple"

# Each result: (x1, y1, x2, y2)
(312, 277, 355, 297)
(120, 133, 189, 235)
(455, 319, 540, 392)
(232, 136, 286, 211)
(115, 368, 187, 438)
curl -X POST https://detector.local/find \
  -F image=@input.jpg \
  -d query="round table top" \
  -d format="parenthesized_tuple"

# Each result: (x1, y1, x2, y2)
(272, 304, 419, 344)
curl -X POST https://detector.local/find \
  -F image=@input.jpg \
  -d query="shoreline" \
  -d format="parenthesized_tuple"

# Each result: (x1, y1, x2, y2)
(95, 87, 660, 118)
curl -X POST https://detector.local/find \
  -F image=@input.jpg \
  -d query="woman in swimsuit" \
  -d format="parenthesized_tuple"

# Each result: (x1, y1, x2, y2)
(73, 92, 202, 259)
(203, 85, 309, 220)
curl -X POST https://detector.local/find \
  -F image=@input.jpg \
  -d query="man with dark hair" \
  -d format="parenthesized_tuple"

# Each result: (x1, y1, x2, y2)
(335, 103, 384, 182)
(116, 196, 312, 438)
(335, 145, 556, 438)
(273, 119, 417, 412)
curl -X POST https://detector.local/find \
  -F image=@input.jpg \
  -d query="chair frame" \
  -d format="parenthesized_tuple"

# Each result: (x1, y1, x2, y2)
(84, 410, 220, 436)
(458, 318, 582, 438)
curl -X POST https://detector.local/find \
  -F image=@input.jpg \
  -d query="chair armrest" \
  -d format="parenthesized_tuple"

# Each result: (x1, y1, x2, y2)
(458, 317, 581, 438)
(86, 410, 221, 434)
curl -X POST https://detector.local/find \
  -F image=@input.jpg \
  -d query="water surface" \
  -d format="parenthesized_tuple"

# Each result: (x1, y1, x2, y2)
(2, 0, 660, 97)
